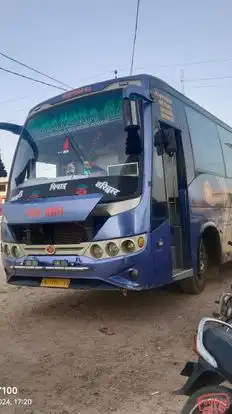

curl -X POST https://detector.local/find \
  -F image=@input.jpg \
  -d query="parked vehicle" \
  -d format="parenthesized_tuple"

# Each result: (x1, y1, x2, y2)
(2, 72, 232, 294)
(214, 290, 232, 323)
(177, 309, 232, 413)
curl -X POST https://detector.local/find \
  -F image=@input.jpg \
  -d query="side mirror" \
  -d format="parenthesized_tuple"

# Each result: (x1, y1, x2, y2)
(154, 129, 165, 155)
(164, 128, 177, 156)
(0, 122, 22, 135)
(122, 84, 152, 132)
(154, 127, 177, 156)
(123, 99, 141, 131)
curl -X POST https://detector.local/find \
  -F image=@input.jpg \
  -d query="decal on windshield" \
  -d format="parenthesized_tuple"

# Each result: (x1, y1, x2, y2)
(11, 190, 23, 201)
(64, 162, 76, 176)
(83, 161, 92, 176)
(75, 184, 88, 195)
(29, 189, 41, 199)
(49, 182, 68, 191)
(28, 98, 122, 138)
(63, 137, 70, 153)
(95, 181, 120, 196)
(10, 175, 139, 202)
(58, 137, 70, 155)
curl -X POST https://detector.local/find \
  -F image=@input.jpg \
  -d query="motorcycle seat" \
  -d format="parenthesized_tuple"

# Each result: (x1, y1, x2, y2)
(204, 325, 232, 381)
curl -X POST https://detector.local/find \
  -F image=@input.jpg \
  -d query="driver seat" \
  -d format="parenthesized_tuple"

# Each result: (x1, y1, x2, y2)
(203, 325, 232, 381)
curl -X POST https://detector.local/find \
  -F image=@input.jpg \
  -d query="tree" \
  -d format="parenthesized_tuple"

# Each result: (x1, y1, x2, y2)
(0, 153, 7, 177)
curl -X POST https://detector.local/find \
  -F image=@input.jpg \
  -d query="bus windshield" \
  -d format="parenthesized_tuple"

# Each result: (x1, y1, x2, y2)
(9, 89, 143, 202)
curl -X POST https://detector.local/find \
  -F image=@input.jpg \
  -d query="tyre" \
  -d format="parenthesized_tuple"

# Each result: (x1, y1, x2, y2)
(180, 237, 210, 294)
(181, 385, 232, 413)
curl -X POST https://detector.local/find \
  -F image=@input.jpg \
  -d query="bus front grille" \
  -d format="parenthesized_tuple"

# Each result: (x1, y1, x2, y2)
(9, 221, 94, 245)
(53, 222, 93, 244)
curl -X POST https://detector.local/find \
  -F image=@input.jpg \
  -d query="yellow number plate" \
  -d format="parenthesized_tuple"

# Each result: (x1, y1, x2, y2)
(40, 278, 70, 288)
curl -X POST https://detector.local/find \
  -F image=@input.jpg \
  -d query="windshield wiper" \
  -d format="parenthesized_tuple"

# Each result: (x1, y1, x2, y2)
(46, 112, 86, 170)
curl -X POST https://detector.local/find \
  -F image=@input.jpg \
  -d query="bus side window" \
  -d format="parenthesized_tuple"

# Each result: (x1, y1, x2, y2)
(175, 100, 195, 184)
(185, 106, 225, 176)
(151, 147, 168, 229)
(217, 126, 232, 177)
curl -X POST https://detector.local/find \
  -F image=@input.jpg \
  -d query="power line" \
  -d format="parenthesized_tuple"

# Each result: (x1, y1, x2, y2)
(130, 0, 141, 76)
(191, 83, 232, 89)
(0, 67, 144, 111)
(0, 86, 61, 107)
(185, 75, 232, 83)
(0, 96, 28, 106)
(0, 66, 68, 91)
(75, 66, 145, 84)
(162, 56, 232, 68)
(0, 51, 72, 89)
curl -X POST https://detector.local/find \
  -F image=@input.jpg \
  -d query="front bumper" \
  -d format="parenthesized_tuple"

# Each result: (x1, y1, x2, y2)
(2, 249, 149, 290)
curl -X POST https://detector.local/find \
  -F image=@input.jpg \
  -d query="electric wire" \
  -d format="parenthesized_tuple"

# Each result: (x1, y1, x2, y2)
(0, 66, 68, 91)
(130, 0, 141, 76)
(0, 51, 72, 89)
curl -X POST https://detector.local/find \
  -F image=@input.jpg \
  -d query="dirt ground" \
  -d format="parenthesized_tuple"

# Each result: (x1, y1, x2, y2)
(0, 265, 231, 414)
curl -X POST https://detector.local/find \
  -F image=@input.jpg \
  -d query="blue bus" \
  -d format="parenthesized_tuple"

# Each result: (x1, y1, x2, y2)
(1, 74, 231, 294)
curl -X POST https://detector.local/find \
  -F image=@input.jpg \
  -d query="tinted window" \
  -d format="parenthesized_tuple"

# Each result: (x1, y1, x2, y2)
(217, 126, 232, 177)
(175, 100, 195, 184)
(151, 148, 167, 229)
(185, 106, 225, 176)
(9, 89, 143, 202)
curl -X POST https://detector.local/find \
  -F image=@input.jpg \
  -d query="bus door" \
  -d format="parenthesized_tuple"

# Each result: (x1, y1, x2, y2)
(155, 122, 191, 277)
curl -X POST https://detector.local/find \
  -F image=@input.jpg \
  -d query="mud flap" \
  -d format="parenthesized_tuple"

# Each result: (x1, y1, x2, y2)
(174, 360, 224, 397)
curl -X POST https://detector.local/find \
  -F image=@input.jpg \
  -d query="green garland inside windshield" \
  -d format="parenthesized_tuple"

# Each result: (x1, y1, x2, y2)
(28, 97, 122, 138)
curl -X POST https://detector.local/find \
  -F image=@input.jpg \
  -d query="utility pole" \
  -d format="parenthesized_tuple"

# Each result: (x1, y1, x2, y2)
(180, 69, 185, 95)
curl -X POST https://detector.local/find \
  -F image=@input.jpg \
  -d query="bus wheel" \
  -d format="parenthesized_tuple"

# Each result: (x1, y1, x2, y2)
(180, 238, 209, 294)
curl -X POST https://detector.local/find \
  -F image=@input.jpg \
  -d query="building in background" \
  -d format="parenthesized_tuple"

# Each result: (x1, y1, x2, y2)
(0, 177, 8, 215)
(0, 150, 8, 215)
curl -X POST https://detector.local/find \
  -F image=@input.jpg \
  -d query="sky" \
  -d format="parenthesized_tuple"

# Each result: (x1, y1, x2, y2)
(0, 0, 232, 174)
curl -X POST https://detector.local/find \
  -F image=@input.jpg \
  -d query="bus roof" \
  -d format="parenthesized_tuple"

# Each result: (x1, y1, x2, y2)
(29, 73, 232, 133)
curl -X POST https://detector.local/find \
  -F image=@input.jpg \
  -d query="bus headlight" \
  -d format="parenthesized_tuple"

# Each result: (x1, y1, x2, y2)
(86, 234, 147, 260)
(90, 244, 103, 259)
(106, 242, 119, 257)
(2, 243, 25, 259)
(137, 236, 145, 249)
(11, 245, 20, 258)
(3, 244, 10, 256)
(121, 239, 136, 253)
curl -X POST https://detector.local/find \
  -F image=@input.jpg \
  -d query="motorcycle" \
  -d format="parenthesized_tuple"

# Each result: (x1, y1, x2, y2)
(176, 291, 232, 413)
(214, 291, 232, 322)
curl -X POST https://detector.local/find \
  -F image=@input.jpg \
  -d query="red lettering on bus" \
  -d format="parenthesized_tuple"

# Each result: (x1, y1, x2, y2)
(45, 207, 64, 217)
(62, 86, 91, 100)
(25, 208, 41, 218)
